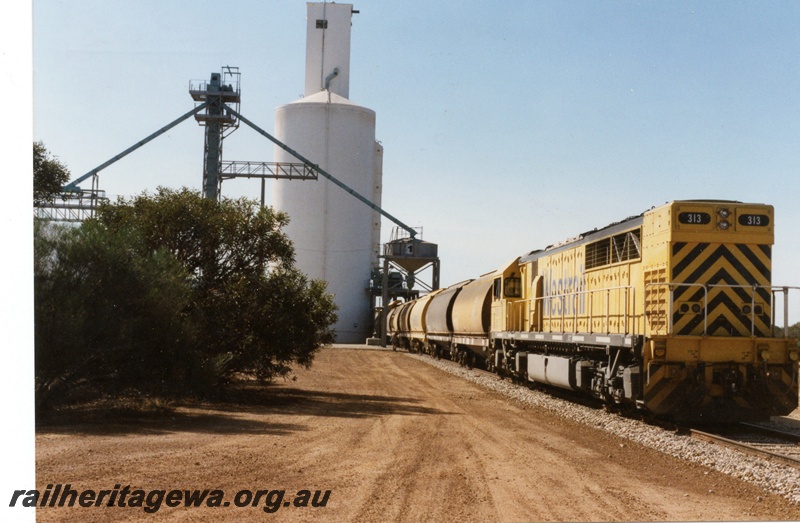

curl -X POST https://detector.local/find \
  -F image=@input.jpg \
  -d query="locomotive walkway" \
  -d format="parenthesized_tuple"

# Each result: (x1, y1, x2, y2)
(35, 346, 799, 521)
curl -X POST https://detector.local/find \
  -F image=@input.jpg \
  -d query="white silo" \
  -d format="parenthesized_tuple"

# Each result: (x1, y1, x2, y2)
(273, 2, 382, 343)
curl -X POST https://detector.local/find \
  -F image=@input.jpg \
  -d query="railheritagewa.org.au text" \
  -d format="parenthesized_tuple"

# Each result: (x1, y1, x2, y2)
(9, 484, 331, 514)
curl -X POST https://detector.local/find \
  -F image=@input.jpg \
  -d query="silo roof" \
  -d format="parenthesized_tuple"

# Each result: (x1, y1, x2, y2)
(289, 90, 359, 106)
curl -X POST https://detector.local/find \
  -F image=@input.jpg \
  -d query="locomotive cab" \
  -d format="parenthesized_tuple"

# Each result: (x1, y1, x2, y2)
(640, 201, 799, 421)
(489, 257, 524, 333)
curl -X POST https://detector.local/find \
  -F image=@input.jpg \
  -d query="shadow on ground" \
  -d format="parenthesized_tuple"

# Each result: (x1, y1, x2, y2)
(36, 383, 450, 437)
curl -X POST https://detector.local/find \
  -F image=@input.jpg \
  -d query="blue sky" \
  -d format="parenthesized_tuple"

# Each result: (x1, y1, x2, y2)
(29, 0, 800, 291)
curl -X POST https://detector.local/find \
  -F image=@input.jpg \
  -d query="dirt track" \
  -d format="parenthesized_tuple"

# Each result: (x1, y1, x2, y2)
(36, 347, 800, 521)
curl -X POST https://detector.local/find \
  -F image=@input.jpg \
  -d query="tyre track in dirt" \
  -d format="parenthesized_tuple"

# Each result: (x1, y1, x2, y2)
(35, 347, 799, 521)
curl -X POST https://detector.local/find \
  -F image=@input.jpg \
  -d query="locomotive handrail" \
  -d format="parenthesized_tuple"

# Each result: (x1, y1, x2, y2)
(576, 285, 635, 336)
(506, 283, 797, 339)
(644, 283, 799, 338)
(507, 285, 637, 336)
(504, 298, 530, 332)
(771, 286, 800, 337)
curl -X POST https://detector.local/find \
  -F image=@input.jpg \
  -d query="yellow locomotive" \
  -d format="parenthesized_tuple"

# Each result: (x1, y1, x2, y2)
(389, 200, 799, 422)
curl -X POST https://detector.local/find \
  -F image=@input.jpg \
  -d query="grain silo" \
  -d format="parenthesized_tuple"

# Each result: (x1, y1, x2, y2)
(273, 2, 382, 343)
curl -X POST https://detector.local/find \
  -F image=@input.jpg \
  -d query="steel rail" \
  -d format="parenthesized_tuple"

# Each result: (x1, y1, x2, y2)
(738, 422, 800, 443)
(690, 426, 800, 469)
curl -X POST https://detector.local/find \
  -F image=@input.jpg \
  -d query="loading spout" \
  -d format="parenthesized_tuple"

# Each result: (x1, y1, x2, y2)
(324, 68, 340, 91)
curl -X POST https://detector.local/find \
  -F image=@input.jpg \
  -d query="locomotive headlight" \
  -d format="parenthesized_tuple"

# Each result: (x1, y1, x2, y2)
(759, 349, 771, 361)
(789, 350, 799, 362)
(718, 208, 730, 218)
(719, 220, 731, 230)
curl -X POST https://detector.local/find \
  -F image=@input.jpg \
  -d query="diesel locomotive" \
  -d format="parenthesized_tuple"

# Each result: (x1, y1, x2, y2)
(387, 200, 799, 422)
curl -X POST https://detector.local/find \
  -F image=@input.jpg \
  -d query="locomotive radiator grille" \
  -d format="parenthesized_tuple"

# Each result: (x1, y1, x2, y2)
(644, 268, 669, 335)
(671, 243, 772, 337)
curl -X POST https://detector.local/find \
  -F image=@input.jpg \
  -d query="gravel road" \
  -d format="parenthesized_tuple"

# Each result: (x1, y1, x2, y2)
(35, 347, 800, 521)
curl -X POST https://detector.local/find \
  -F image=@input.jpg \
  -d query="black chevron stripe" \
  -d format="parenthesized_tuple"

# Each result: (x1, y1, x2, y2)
(643, 369, 679, 402)
(673, 267, 765, 303)
(735, 244, 771, 281)
(676, 283, 760, 315)
(673, 244, 771, 284)
(706, 313, 770, 337)
(676, 285, 771, 309)
(677, 309, 770, 337)
(674, 292, 731, 333)
(672, 243, 709, 277)
(673, 245, 768, 287)
(673, 267, 741, 302)
(674, 291, 770, 336)
(669, 241, 773, 338)
(674, 244, 729, 283)
(672, 242, 687, 257)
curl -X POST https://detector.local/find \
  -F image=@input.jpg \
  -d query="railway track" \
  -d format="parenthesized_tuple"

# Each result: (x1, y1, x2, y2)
(472, 356, 800, 468)
(690, 423, 800, 469)
(409, 351, 800, 507)
(413, 350, 800, 470)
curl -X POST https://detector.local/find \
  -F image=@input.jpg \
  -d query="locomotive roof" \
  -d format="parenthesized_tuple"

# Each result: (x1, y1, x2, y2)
(520, 211, 645, 264)
(518, 199, 746, 264)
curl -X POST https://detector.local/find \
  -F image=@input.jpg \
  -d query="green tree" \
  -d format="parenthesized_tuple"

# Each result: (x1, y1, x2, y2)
(773, 322, 800, 339)
(95, 187, 337, 385)
(33, 141, 71, 205)
(34, 219, 195, 409)
(222, 269, 338, 381)
(35, 187, 337, 410)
